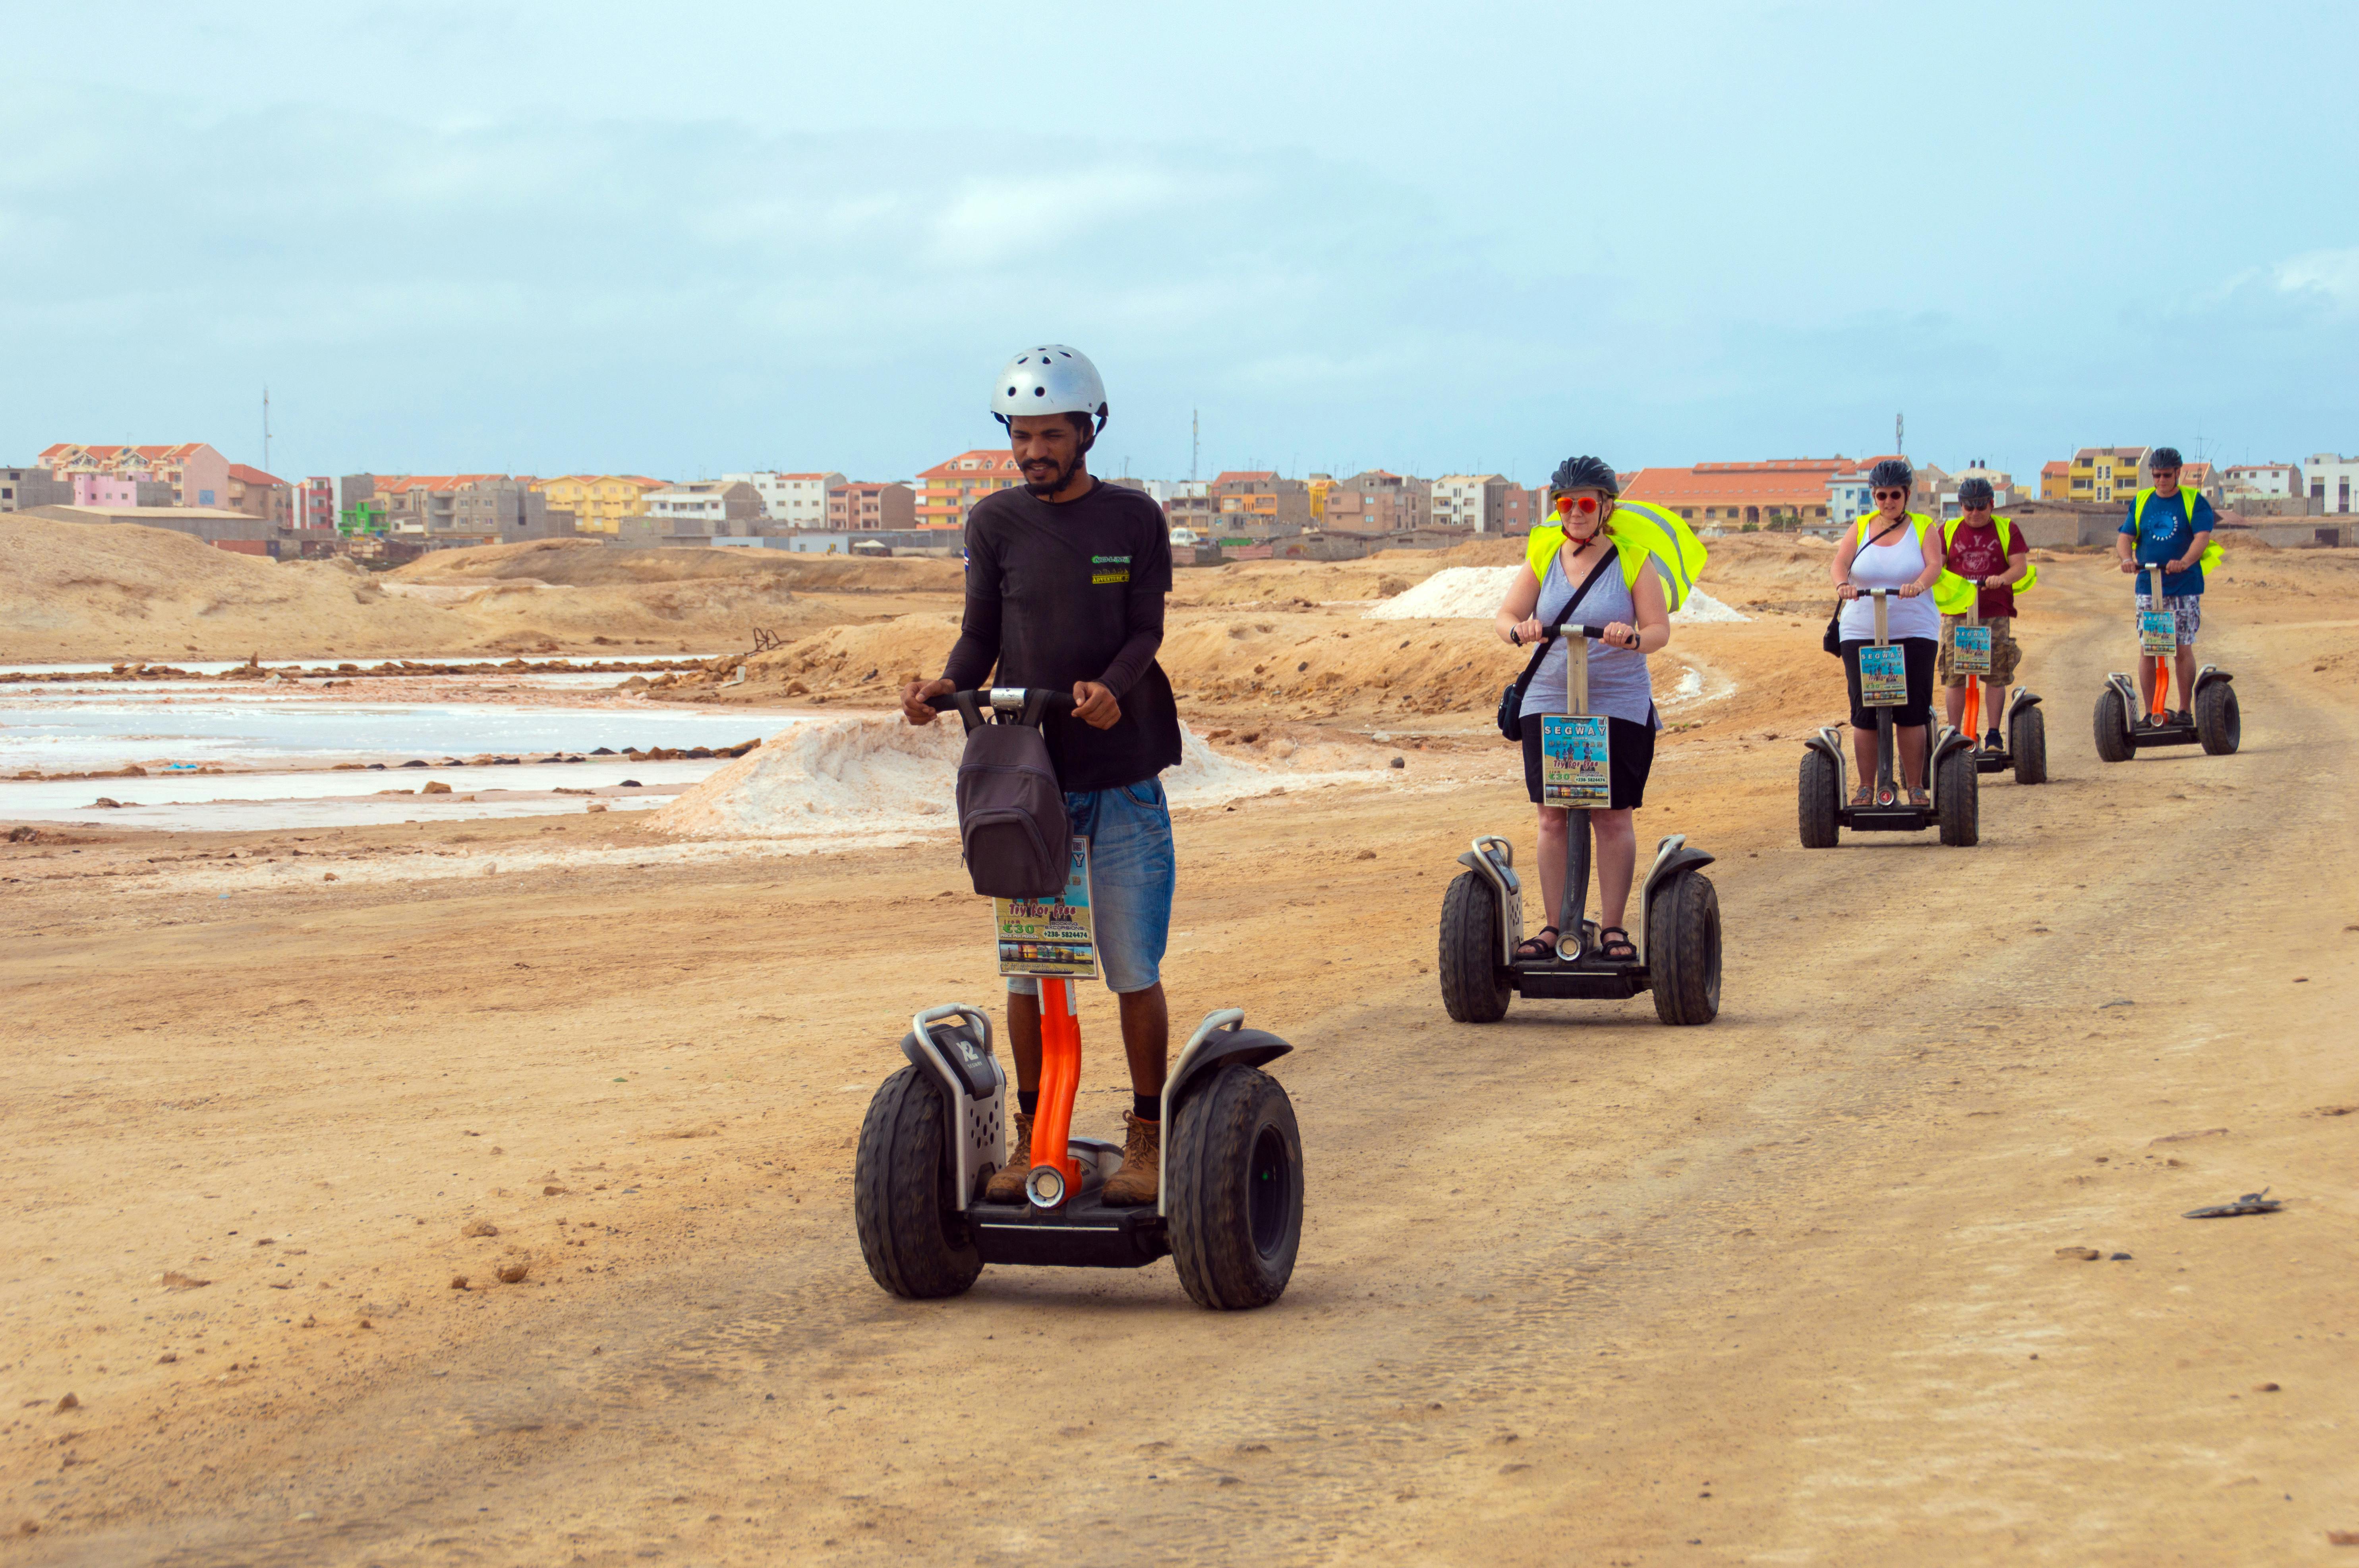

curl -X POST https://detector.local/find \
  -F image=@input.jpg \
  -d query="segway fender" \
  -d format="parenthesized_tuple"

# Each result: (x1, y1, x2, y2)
(2003, 689, 2042, 722)
(1804, 726, 1849, 805)
(2192, 664, 2232, 697)
(1637, 835, 1715, 966)
(1158, 1010, 1294, 1218)
(900, 1004, 1007, 1212)
(1458, 834, 1524, 966)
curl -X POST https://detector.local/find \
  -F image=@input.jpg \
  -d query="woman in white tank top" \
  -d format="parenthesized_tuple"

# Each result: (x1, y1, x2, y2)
(1830, 460, 1945, 804)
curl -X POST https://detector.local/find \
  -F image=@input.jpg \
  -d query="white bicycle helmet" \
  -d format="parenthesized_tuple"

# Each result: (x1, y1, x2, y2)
(990, 345, 1109, 434)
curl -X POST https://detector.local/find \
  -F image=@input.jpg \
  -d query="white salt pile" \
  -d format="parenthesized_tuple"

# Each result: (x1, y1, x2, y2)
(1364, 566, 1750, 624)
(650, 714, 1372, 842)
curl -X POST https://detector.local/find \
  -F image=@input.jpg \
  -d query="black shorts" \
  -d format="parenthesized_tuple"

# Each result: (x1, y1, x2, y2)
(1520, 713, 1657, 809)
(1839, 636, 1937, 728)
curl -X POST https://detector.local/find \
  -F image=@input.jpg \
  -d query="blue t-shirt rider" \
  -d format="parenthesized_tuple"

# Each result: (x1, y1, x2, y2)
(2119, 461, 2215, 599)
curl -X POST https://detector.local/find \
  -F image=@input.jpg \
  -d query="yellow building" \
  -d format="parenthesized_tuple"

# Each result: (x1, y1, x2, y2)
(533, 474, 667, 533)
(2063, 447, 2149, 505)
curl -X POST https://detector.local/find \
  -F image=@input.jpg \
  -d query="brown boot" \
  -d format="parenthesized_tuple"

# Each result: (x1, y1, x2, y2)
(1099, 1111, 1161, 1207)
(984, 1110, 1034, 1203)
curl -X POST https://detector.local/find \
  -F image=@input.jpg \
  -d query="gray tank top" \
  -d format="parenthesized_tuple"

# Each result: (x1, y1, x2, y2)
(1518, 545, 1661, 729)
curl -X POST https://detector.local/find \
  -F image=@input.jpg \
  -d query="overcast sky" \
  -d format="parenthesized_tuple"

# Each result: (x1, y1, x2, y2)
(4, 1, 2355, 489)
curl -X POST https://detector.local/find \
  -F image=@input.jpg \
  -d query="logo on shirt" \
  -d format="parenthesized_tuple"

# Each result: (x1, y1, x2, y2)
(1091, 553, 1131, 585)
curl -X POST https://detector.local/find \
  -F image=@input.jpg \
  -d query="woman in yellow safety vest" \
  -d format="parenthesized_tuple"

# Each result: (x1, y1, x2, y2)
(1492, 454, 1706, 964)
(1829, 458, 1944, 805)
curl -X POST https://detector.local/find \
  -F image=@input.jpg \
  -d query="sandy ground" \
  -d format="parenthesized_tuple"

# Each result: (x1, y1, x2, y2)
(2, 551, 2357, 1566)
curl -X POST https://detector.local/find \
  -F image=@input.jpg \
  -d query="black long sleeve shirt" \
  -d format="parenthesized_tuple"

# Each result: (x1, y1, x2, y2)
(939, 479, 1183, 792)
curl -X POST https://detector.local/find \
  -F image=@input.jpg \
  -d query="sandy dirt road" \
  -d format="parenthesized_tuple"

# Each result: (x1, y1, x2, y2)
(2, 556, 2355, 1566)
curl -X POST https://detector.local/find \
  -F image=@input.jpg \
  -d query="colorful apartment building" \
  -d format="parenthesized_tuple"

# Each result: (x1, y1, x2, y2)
(532, 475, 667, 533)
(1319, 471, 1427, 535)
(827, 482, 917, 532)
(723, 471, 845, 526)
(2039, 461, 2071, 500)
(226, 464, 290, 525)
(915, 450, 1025, 529)
(2063, 447, 2150, 504)
(296, 477, 336, 529)
(39, 442, 231, 508)
(1431, 474, 1513, 533)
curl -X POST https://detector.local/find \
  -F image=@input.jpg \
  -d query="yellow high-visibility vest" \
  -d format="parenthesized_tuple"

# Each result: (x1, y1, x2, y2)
(1525, 498, 1709, 613)
(2131, 487, 2226, 576)
(1932, 513, 2037, 614)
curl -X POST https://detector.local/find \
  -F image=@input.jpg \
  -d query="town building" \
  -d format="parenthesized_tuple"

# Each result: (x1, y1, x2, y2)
(916, 449, 1026, 528)
(1319, 471, 1429, 535)
(1624, 458, 1853, 529)
(1164, 493, 1220, 537)
(2308, 454, 2359, 514)
(532, 475, 667, 533)
(2063, 447, 2150, 504)
(644, 481, 764, 535)
(295, 477, 336, 529)
(338, 475, 572, 544)
(0, 466, 71, 512)
(724, 471, 845, 526)
(1431, 474, 1513, 533)
(2222, 463, 2302, 500)
(826, 482, 916, 532)
(1499, 485, 1545, 534)
(226, 464, 291, 526)
(2039, 461, 2071, 501)
(1207, 471, 1315, 538)
(38, 443, 232, 508)
(71, 473, 144, 508)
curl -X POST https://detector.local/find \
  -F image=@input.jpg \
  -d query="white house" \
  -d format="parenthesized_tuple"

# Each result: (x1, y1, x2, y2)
(2222, 463, 2301, 500)
(723, 471, 845, 526)
(1431, 474, 1510, 532)
(2305, 454, 2357, 514)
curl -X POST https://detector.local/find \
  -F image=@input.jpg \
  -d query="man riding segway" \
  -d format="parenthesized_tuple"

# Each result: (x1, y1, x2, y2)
(2115, 447, 2217, 728)
(901, 345, 1182, 1208)
(1934, 476, 2034, 753)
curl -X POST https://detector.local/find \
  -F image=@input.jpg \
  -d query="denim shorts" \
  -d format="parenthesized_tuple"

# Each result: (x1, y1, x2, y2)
(1005, 778, 1174, 998)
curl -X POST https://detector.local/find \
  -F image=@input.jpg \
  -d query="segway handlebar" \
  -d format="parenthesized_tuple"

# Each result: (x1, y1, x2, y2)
(931, 686, 1078, 733)
(1535, 621, 1642, 650)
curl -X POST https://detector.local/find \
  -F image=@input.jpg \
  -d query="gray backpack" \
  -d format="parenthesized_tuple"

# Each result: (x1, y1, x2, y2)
(948, 690, 1071, 900)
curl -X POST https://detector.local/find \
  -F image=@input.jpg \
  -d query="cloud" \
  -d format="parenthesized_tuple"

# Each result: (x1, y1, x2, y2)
(2274, 248, 2359, 313)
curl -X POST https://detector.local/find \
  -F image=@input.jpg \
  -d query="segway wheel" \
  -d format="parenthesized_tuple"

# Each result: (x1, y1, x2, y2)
(1647, 871, 1721, 1026)
(1937, 746, 1979, 846)
(2010, 705, 2048, 785)
(1438, 871, 1512, 1023)
(853, 1065, 981, 1301)
(1796, 748, 1839, 849)
(2196, 680, 2241, 755)
(2092, 687, 2134, 764)
(1167, 1064, 1302, 1311)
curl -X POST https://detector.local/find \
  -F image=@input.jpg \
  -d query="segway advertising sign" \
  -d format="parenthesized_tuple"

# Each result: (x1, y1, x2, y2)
(995, 837, 1098, 979)
(2138, 608, 2177, 658)
(1858, 644, 1907, 707)
(1539, 714, 1611, 809)
(1951, 625, 1992, 676)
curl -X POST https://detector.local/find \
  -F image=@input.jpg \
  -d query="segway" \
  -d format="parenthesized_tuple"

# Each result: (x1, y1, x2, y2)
(1438, 618, 1721, 1027)
(2093, 566, 2239, 762)
(852, 687, 1304, 1311)
(1797, 587, 1978, 848)
(1950, 582, 2047, 785)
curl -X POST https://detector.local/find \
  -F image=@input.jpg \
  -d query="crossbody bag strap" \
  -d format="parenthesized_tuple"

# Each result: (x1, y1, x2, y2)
(1517, 545, 1621, 687)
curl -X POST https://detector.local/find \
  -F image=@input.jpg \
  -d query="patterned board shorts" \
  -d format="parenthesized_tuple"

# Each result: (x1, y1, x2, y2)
(2133, 593, 2202, 648)
(1938, 614, 2022, 686)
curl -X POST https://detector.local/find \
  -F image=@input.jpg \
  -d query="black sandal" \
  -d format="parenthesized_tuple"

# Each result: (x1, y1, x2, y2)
(1516, 926, 1559, 961)
(1598, 926, 1638, 964)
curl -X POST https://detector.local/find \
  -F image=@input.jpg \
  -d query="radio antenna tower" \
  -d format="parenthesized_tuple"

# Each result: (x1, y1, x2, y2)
(263, 386, 273, 473)
(1895, 411, 1904, 456)
(1191, 409, 1199, 485)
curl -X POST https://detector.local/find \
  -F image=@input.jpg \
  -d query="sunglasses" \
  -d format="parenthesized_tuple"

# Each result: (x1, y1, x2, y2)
(1553, 494, 1602, 515)
(1872, 489, 1906, 500)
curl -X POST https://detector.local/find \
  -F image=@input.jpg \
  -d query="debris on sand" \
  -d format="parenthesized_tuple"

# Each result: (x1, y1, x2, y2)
(450, 1274, 470, 1290)
(496, 1257, 532, 1284)
(2054, 1246, 2101, 1261)
(52, 1393, 78, 1414)
(160, 1271, 211, 1290)
(462, 1219, 499, 1238)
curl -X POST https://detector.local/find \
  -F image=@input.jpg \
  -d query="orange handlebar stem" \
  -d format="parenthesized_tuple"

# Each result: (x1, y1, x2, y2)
(1028, 977, 1082, 1197)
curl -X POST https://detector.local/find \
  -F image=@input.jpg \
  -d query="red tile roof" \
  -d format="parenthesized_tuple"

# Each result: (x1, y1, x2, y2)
(1213, 470, 1276, 486)
(226, 463, 286, 487)
(2040, 461, 2069, 478)
(1623, 460, 1850, 508)
(917, 450, 1023, 480)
